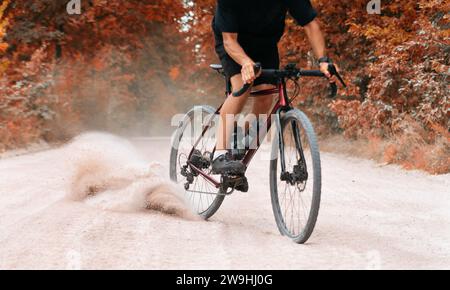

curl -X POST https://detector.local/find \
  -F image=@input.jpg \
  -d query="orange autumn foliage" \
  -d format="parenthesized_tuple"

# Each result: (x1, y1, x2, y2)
(0, 0, 448, 174)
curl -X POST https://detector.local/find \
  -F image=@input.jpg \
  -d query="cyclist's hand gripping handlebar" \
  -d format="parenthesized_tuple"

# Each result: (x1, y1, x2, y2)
(232, 63, 262, 97)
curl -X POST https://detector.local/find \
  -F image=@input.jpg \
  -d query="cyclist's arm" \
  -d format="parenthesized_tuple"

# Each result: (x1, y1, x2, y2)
(223, 33, 257, 84)
(304, 20, 326, 60)
(304, 20, 337, 82)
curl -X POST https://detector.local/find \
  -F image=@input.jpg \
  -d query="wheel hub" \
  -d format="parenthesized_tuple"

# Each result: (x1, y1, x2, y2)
(281, 162, 308, 185)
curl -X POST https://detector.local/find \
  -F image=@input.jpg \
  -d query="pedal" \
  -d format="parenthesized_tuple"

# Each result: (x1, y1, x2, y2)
(234, 176, 249, 193)
(220, 174, 249, 193)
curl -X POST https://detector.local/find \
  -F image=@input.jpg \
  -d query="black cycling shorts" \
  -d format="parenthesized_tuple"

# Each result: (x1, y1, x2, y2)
(215, 41, 280, 86)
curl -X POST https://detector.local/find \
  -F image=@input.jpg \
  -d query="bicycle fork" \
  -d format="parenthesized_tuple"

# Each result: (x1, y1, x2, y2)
(275, 110, 309, 185)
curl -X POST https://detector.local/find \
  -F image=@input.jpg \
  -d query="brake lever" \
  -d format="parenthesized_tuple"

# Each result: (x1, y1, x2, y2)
(328, 63, 347, 88)
(232, 63, 262, 97)
(327, 63, 347, 98)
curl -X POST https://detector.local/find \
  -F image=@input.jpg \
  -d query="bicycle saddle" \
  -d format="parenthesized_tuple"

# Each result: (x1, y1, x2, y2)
(209, 64, 223, 71)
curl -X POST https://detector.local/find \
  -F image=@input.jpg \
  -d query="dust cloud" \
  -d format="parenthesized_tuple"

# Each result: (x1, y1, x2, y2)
(64, 132, 199, 220)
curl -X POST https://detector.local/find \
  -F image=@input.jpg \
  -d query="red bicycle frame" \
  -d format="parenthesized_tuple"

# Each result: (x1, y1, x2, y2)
(187, 80, 290, 189)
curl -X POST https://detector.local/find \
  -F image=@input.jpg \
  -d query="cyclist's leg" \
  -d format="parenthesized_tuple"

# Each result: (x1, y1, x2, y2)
(212, 74, 248, 175)
(246, 43, 279, 128)
(251, 84, 276, 116)
(216, 74, 250, 151)
(240, 84, 276, 145)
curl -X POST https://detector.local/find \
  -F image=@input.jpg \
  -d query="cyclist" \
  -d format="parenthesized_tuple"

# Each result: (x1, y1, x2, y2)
(211, 0, 338, 175)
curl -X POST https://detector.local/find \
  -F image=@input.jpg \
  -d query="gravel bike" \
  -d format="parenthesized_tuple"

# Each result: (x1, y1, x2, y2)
(170, 62, 346, 244)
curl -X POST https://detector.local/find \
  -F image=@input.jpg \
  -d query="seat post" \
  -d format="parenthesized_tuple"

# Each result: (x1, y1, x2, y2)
(209, 64, 228, 97)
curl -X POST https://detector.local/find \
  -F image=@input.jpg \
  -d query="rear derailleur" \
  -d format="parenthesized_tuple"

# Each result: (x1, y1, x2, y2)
(181, 150, 211, 191)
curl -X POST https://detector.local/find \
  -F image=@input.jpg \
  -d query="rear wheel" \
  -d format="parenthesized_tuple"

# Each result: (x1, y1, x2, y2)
(170, 105, 225, 219)
(270, 109, 322, 244)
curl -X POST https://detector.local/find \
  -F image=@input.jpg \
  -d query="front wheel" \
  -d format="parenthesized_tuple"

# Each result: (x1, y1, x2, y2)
(270, 109, 322, 244)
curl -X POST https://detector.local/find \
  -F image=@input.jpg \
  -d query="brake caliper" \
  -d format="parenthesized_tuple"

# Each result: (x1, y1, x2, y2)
(293, 163, 308, 183)
(281, 161, 308, 185)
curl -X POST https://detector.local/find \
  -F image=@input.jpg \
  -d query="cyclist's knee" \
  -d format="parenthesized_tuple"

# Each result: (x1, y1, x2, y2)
(255, 94, 274, 104)
(227, 75, 250, 101)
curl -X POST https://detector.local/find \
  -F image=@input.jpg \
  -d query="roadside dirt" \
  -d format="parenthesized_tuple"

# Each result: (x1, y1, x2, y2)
(0, 133, 448, 269)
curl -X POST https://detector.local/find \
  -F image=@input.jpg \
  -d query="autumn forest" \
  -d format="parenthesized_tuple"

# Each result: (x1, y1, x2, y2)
(0, 0, 448, 173)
